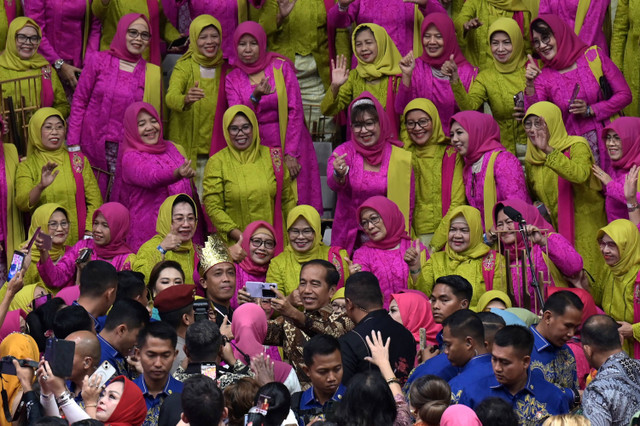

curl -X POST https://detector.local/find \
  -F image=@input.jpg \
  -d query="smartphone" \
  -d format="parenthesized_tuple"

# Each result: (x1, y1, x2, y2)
(75, 248, 92, 265)
(569, 83, 580, 106)
(192, 299, 210, 322)
(513, 91, 524, 109)
(44, 338, 75, 378)
(246, 282, 278, 299)
(26, 227, 41, 251)
(90, 361, 116, 388)
(7, 251, 25, 281)
(168, 36, 188, 50)
(419, 328, 427, 351)
(39, 233, 52, 251)
(200, 363, 217, 380)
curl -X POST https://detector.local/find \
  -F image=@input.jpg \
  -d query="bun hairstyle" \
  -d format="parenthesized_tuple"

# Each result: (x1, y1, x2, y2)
(409, 375, 451, 425)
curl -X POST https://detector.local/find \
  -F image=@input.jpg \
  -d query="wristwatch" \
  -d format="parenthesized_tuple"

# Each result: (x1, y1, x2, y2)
(54, 59, 65, 70)
(627, 202, 638, 212)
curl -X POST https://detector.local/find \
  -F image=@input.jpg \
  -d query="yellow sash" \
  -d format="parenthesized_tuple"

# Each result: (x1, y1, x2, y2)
(237, 0, 248, 23)
(82, 0, 91, 61)
(387, 145, 413, 232)
(483, 151, 500, 232)
(143, 62, 165, 121)
(574, 0, 591, 35)
(413, 5, 424, 57)
(584, 46, 620, 122)
(273, 58, 297, 198)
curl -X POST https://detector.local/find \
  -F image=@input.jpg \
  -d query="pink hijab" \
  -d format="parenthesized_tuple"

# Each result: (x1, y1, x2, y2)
(356, 196, 410, 249)
(419, 13, 468, 68)
(440, 405, 482, 426)
(450, 111, 505, 165)
(123, 102, 167, 154)
(232, 21, 290, 74)
(602, 117, 640, 170)
(238, 221, 278, 276)
(231, 303, 292, 383)
(493, 199, 554, 260)
(92, 202, 133, 259)
(532, 14, 588, 70)
(349, 92, 403, 166)
(0, 310, 25, 341)
(391, 290, 440, 344)
(109, 13, 151, 63)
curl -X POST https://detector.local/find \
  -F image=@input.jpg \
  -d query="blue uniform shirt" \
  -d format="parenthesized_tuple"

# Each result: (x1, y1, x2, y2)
(73, 301, 102, 333)
(458, 370, 570, 425)
(294, 383, 346, 425)
(97, 333, 130, 379)
(404, 352, 459, 392)
(449, 353, 494, 403)
(134, 374, 184, 426)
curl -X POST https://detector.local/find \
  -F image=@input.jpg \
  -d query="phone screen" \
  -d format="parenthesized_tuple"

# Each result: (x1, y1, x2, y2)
(7, 251, 25, 280)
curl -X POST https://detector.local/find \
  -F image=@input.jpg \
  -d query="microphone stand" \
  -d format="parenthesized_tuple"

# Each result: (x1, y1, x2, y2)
(515, 217, 545, 311)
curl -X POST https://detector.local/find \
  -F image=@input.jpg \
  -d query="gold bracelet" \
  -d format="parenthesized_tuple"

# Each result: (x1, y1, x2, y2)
(386, 377, 400, 385)
(85, 403, 97, 408)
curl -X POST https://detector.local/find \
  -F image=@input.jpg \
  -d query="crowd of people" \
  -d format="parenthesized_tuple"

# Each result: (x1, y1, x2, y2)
(0, 0, 639, 425)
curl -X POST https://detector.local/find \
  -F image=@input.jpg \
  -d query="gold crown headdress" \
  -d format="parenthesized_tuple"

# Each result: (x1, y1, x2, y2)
(196, 234, 233, 275)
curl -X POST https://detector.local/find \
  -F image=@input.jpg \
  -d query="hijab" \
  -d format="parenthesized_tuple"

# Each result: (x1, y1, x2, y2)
(444, 206, 491, 267)
(524, 101, 593, 166)
(390, 290, 440, 343)
(532, 15, 588, 71)
(180, 14, 223, 68)
(476, 289, 513, 312)
(356, 196, 410, 250)
(489, 18, 528, 74)
(223, 105, 261, 164)
(349, 92, 403, 166)
(105, 376, 147, 426)
(400, 98, 448, 158)
(285, 205, 324, 263)
(597, 219, 640, 278)
(232, 21, 289, 75)
(238, 221, 277, 276)
(352, 23, 402, 80)
(27, 107, 67, 165)
(419, 14, 467, 69)
(93, 203, 133, 259)
(23, 203, 68, 263)
(156, 194, 198, 253)
(450, 111, 505, 165)
(0, 311, 26, 341)
(0, 333, 38, 426)
(0, 17, 49, 71)
(231, 303, 292, 382)
(109, 14, 150, 63)
(602, 117, 640, 170)
(440, 405, 482, 426)
(122, 102, 167, 154)
(492, 199, 554, 259)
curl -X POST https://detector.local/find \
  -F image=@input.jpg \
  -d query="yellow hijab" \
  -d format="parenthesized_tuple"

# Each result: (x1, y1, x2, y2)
(22, 203, 68, 263)
(597, 219, 640, 279)
(400, 98, 448, 159)
(488, 18, 527, 74)
(156, 194, 198, 253)
(352, 23, 402, 80)
(179, 14, 224, 68)
(27, 107, 67, 165)
(476, 289, 513, 312)
(444, 206, 491, 267)
(0, 17, 49, 71)
(285, 205, 324, 263)
(0, 333, 38, 426)
(222, 105, 261, 164)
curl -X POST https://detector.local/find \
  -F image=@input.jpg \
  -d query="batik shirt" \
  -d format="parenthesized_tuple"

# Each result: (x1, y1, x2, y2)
(133, 375, 184, 426)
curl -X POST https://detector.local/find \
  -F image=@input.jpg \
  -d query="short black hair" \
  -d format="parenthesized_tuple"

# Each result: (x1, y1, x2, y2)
(303, 334, 341, 366)
(477, 311, 506, 338)
(344, 272, 383, 310)
(80, 260, 118, 298)
(53, 305, 94, 338)
(32, 417, 69, 425)
(442, 309, 484, 342)
(301, 260, 340, 288)
(474, 397, 519, 426)
(103, 299, 150, 332)
(182, 375, 225, 426)
(543, 291, 584, 316)
(148, 260, 185, 296)
(137, 320, 177, 349)
(116, 270, 146, 301)
(434, 275, 473, 303)
(159, 304, 194, 330)
(493, 325, 534, 357)
(185, 320, 222, 362)
(581, 315, 622, 351)
(253, 382, 291, 426)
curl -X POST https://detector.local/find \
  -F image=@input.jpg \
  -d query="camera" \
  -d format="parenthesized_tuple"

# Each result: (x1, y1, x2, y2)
(0, 356, 39, 375)
(193, 299, 210, 322)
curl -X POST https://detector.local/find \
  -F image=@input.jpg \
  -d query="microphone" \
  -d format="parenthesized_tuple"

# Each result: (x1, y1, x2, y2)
(503, 206, 525, 224)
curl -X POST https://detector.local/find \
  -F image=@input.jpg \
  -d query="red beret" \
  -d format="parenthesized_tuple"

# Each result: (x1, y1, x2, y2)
(154, 285, 195, 313)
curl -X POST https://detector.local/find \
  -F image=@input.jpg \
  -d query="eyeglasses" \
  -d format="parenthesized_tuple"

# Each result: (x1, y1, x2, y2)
(250, 238, 275, 249)
(598, 240, 617, 250)
(288, 228, 314, 237)
(605, 134, 621, 143)
(48, 221, 70, 229)
(126, 29, 151, 41)
(523, 118, 543, 130)
(406, 118, 431, 130)
(532, 35, 551, 49)
(172, 215, 196, 224)
(16, 34, 41, 45)
(351, 120, 377, 132)
(228, 124, 252, 136)
(360, 215, 381, 229)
